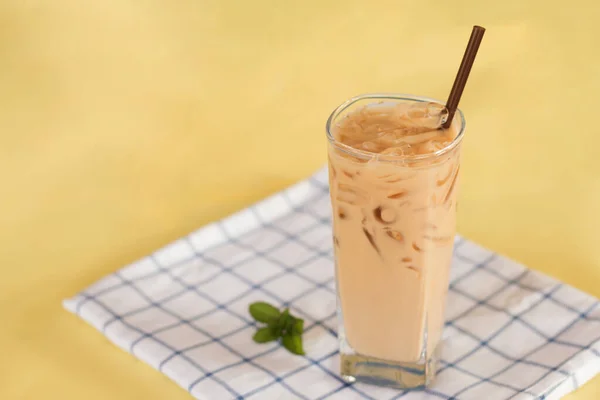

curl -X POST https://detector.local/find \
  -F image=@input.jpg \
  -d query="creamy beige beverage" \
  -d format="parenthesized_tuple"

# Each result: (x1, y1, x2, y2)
(327, 95, 464, 387)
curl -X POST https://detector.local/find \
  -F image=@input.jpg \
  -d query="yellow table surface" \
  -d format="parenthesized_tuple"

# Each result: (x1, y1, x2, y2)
(2, 0, 599, 398)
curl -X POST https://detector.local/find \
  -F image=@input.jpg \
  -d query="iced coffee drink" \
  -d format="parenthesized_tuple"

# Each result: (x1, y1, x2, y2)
(326, 94, 464, 389)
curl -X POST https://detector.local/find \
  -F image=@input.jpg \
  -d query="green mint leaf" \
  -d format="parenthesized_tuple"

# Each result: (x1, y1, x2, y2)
(266, 318, 279, 329)
(284, 316, 296, 334)
(249, 302, 280, 323)
(279, 308, 293, 333)
(268, 317, 285, 336)
(292, 318, 304, 335)
(282, 333, 305, 355)
(248, 303, 306, 356)
(252, 327, 279, 343)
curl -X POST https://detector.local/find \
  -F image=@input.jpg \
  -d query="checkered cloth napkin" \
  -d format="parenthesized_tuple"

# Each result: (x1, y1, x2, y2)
(64, 168, 600, 400)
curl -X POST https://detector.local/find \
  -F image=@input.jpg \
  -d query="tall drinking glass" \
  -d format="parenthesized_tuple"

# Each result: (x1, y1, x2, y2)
(326, 94, 465, 389)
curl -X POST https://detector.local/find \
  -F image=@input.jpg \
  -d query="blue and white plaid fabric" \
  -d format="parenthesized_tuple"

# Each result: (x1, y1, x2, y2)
(64, 168, 600, 400)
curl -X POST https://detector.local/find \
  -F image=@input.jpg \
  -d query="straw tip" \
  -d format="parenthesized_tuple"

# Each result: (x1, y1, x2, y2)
(473, 25, 486, 33)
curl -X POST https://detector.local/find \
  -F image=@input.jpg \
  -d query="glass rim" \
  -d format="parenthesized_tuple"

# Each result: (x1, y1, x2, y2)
(325, 93, 466, 162)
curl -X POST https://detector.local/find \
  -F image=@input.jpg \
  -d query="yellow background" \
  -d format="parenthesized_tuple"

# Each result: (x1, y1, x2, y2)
(1, 0, 599, 398)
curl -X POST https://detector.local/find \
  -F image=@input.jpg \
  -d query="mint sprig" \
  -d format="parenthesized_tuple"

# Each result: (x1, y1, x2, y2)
(248, 302, 305, 356)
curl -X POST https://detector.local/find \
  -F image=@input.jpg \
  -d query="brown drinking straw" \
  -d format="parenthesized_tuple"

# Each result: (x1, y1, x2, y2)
(442, 25, 486, 129)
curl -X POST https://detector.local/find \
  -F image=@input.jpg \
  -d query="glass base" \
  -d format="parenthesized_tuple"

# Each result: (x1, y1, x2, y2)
(340, 352, 437, 390)
(336, 306, 439, 389)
